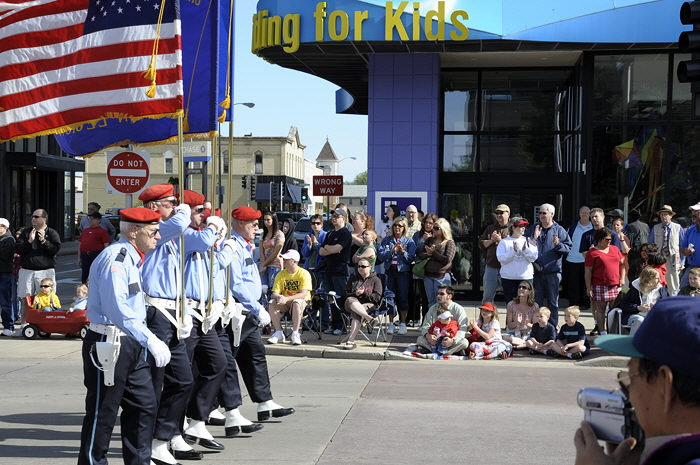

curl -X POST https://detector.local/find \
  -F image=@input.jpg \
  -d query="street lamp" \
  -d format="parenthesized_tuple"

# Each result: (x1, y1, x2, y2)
(218, 102, 255, 206)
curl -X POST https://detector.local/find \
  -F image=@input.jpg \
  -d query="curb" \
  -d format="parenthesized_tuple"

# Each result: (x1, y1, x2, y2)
(264, 344, 409, 361)
(575, 355, 629, 369)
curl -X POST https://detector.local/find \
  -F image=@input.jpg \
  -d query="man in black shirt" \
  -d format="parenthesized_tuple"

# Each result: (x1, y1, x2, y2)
(319, 210, 352, 334)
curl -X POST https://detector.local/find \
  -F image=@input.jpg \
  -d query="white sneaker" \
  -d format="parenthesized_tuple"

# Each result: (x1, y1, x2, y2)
(291, 331, 302, 345)
(398, 323, 407, 335)
(387, 323, 395, 334)
(267, 330, 285, 344)
(332, 329, 342, 336)
(1, 329, 12, 337)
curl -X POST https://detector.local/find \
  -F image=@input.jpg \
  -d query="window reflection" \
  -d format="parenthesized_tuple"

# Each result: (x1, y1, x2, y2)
(443, 135, 475, 172)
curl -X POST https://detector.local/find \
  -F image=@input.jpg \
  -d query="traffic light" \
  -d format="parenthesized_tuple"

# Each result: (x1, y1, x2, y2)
(249, 177, 256, 201)
(301, 187, 308, 202)
(241, 175, 247, 189)
(270, 182, 279, 201)
(678, 1, 700, 116)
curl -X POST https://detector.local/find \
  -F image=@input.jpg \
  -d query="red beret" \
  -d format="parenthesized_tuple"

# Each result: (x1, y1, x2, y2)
(138, 184, 174, 202)
(179, 190, 205, 207)
(232, 206, 261, 221)
(120, 207, 161, 224)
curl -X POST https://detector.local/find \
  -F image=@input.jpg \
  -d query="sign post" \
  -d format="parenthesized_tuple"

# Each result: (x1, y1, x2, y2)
(106, 150, 150, 196)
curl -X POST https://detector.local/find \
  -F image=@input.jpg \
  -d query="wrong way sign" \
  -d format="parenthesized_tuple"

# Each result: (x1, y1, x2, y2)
(106, 150, 150, 195)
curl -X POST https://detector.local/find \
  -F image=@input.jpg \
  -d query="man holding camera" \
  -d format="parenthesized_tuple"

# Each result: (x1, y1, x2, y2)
(574, 296, 700, 465)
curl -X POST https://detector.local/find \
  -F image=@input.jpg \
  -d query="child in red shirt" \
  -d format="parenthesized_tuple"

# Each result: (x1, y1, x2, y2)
(78, 212, 110, 284)
(427, 310, 460, 355)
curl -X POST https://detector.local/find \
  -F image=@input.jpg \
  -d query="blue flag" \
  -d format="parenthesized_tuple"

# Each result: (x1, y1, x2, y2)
(55, 0, 234, 156)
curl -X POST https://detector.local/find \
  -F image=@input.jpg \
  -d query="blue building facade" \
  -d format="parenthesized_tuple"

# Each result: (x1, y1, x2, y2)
(253, 0, 699, 297)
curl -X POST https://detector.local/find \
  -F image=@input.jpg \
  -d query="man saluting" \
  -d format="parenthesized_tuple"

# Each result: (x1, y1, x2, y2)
(78, 208, 170, 465)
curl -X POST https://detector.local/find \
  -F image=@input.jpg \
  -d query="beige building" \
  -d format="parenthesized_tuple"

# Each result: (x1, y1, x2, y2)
(82, 126, 323, 214)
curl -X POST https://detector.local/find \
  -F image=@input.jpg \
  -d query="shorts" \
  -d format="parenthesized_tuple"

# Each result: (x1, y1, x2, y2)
(17, 268, 55, 298)
(270, 298, 308, 313)
(592, 284, 620, 302)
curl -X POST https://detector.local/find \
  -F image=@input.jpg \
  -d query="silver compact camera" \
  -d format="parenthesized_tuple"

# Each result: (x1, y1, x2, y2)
(577, 388, 644, 444)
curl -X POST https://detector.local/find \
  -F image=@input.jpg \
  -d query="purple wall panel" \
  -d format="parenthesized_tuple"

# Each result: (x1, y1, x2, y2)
(367, 53, 439, 221)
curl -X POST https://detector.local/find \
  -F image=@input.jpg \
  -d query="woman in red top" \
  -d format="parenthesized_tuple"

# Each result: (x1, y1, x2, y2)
(585, 227, 625, 336)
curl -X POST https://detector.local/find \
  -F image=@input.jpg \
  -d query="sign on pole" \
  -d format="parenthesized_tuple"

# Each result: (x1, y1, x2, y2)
(312, 175, 343, 196)
(182, 141, 212, 162)
(106, 150, 150, 195)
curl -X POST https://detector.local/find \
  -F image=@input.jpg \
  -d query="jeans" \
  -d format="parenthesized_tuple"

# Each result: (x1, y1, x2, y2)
(80, 252, 99, 284)
(424, 275, 451, 309)
(261, 266, 281, 290)
(386, 267, 410, 313)
(534, 272, 562, 327)
(321, 272, 348, 331)
(502, 278, 533, 306)
(0, 272, 14, 330)
(628, 313, 646, 336)
(481, 266, 501, 305)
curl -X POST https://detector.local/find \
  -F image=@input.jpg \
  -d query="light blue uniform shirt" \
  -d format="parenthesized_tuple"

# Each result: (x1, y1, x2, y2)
(229, 230, 264, 317)
(86, 238, 154, 347)
(183, 227, 234, 302)
(141, 210, 190, 300)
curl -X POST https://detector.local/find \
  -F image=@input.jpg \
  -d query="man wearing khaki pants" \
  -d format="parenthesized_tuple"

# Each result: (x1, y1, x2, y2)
(267, 249, 312, 345)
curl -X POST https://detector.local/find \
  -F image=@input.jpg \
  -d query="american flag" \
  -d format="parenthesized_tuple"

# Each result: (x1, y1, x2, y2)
(0, 0, 183, 142)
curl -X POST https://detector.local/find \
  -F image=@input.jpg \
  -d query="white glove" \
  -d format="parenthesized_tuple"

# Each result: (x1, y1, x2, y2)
(217, 223, 227, 241)
(175, 203, 191, 217)
(147, 335, 171, 368)
(178, 314, 193, 340)
(221, 298, 235, 327)
(206, 216, 225, 232)
(257, 308, 271, 326)
(202, 300, 224, 334)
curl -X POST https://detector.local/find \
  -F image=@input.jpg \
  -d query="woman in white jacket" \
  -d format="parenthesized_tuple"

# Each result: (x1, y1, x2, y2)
(497, 217, 539, 303)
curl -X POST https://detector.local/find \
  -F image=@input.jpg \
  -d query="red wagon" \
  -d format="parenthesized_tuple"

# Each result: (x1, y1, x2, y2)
(23, 307, 90, 339)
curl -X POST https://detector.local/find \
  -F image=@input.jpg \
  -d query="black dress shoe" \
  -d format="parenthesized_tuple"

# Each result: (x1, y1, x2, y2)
(172, 449, 203, 461)
(151, 457, 182, 465)
(257, 407, 295, 421)
(182, 434, 225, 451)
(206, 417, 225, 426)
(225, 422, 264, 437)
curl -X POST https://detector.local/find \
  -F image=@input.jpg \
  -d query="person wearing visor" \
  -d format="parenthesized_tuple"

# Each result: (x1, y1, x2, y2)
(496, 217, 538, 304)
(574, 296, 700, 465)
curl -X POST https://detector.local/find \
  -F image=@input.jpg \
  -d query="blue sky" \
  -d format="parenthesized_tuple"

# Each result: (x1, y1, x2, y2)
(229, 1, 368, 182)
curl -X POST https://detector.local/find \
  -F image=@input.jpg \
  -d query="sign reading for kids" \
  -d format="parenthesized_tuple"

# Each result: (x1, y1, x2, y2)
(252, 1, 469, 54)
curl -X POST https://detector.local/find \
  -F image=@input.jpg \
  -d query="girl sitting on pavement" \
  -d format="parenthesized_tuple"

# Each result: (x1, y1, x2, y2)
(468, 302, 511, 359)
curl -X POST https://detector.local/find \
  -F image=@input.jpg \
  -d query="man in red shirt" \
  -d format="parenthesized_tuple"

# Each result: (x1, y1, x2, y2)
(78, 212, 110, 284)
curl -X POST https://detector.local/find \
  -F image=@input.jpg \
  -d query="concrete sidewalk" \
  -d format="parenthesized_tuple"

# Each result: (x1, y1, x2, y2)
(263, 299, 628, 368)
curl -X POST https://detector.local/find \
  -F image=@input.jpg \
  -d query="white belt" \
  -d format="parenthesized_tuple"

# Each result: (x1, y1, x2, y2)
(145, 295, 178, 311)
(89, 323, 126, 337)
(186, 298, 224, 322)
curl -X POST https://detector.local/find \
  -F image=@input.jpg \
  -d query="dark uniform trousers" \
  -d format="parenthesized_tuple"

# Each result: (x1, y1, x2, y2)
(213, 321, 243, 409)
(226, 314, 273, 404)
(146, 306, 194, 441)
(79, 330, 157, 465)
(183, 317, 226, 421)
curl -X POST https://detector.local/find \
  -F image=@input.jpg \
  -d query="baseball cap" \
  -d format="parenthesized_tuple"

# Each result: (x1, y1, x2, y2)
(479, 302, 496, 312)
(438, 310, 453, 320)
(596, 296, 700, 379)
(690, 202, 700, 211)
(0, 218, 9, 228)
(280, 250, 300, 262)
(495, 204, 510, 213)
(513, 219, 530, 227)
(332, 209, 347, 218)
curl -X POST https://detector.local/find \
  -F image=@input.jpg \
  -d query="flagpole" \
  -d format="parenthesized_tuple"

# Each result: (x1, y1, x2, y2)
(206, 129, 218, 317)
(177, 115, 186, 327)
(225, 118, 233, 306)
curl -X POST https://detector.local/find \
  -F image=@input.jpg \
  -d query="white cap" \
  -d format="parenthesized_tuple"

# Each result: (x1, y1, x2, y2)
(438, 310, 453, 320)
(0, 218, 8, 228)
(280, 249, 300, 262)
(690, 202, 700, 211)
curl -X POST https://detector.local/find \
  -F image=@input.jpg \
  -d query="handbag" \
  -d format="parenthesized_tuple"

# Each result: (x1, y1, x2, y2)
(412, 257, 430, 278)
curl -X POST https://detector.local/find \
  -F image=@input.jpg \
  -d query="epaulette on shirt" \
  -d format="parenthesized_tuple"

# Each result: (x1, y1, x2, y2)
(115, 247, 128, 262)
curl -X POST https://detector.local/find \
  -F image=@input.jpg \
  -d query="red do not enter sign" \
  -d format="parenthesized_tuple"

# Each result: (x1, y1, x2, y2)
(107, 151, 150, 194)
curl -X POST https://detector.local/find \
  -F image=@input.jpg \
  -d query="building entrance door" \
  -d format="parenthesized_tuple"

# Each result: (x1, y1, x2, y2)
(439, 186, 571, 301)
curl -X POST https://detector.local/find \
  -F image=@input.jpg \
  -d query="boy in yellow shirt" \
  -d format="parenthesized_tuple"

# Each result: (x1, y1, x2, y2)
(33, 278, 61, 311)
(268, 250, 312, 345)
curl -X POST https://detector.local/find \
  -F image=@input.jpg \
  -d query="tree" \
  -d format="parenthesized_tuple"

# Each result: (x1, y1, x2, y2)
(350, 171, 367, 185)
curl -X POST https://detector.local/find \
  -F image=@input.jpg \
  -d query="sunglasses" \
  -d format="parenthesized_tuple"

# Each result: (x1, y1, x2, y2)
(616, 370, 640, 397)
(40, 284, 52, 288)
(141, 228, 160, 238)
(432, 226, 440, 231)
(358, 265, 371, 269)
(495, 211, 505, 215)
(602, 237, 612, 242)
(518, 285, 530, 290)
(193, 207, 205, 213)
(311, 221, 322, 225)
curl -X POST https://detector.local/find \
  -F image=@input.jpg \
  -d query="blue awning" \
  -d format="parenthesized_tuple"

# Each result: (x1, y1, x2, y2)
(287, 184, 302, 204)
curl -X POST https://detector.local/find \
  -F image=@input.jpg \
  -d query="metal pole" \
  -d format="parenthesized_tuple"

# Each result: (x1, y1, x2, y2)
(206, 130, 218, 317)
(177, 115, 186, 327)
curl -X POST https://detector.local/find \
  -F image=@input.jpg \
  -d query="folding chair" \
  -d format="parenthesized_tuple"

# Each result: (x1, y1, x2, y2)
(606, 308, 630, 335)
(278, 270, 322, 343)
(338, 274, 397, 346)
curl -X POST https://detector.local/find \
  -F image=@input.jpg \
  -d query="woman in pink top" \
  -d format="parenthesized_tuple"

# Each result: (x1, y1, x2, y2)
(585, 227, 625, 336)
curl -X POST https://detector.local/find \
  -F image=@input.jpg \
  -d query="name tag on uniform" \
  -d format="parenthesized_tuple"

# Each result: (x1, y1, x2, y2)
(245, 257, 254, 266)
(128, 282, 141, 295)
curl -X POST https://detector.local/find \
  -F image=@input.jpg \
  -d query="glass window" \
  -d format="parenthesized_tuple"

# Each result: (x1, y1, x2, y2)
(481, 70, 570, 131)
(667, 125, 700, 215)
(164, 151, 173, 174)
(479, 134, 558, 172)
(443, 135, 475, 172)
(255, 151, 263, 174)
(440, 193, 474, 290)
(443, 72, 477, 131)
(672, 53, 692, 120)
(593, 54, 668, 121)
